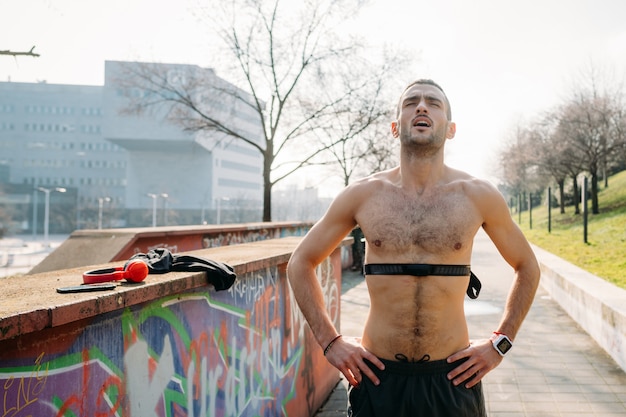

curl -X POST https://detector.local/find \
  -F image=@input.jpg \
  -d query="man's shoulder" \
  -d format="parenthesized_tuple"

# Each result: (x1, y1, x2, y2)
(446, 168, 499, 194)
(349, 168, 399, 191)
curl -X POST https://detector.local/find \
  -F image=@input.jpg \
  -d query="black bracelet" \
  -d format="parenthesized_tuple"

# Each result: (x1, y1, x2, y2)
(323, 334, 342, 356)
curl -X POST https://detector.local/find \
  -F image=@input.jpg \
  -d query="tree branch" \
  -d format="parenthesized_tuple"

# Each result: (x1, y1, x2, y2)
(0, 46, 40, 57)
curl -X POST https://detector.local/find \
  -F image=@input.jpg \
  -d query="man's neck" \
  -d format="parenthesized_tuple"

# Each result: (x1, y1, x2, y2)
(399, 149, 447, 192)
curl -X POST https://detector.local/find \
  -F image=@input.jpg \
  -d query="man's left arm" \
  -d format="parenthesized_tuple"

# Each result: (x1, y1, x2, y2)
(447, 182, 540, 388)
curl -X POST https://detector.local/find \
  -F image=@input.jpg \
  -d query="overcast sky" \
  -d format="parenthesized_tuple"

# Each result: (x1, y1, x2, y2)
(2, 0, 625, 192)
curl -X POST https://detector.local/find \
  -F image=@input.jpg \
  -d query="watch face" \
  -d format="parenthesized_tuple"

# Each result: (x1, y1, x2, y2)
(496, 337, 513, 354)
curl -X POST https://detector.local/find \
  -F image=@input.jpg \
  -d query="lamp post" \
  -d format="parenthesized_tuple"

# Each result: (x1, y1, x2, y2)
(147, 193, 158, 227)
(161, 193, 169, 226)
(200, 193, 209, 225)
(216, 197, 230, 225)
(98, 197, 111, 229)
(36, 187, 67, 246)
(32, 189, 38, 238)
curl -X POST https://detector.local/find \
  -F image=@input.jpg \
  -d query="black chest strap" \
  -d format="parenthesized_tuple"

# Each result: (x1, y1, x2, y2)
(363, 263, 481, 299)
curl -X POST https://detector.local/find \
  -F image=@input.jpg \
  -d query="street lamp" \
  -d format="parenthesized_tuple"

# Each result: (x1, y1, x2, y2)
(36, 187, 67, 246)
(147, 193, 158, 227)
(216, 197, 230, 225)
(161, 193, 169, 226)
(98, 197, 111, 229)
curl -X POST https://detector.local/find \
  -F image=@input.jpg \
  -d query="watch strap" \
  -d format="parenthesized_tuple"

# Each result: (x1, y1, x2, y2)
(491, 333, 513, 356)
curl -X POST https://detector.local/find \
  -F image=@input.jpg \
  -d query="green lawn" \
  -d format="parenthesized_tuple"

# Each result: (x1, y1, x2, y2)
(515, 170, 626, 290)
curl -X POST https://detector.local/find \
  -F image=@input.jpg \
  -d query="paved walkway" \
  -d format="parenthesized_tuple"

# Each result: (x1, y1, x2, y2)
(315, 230, 626, 416)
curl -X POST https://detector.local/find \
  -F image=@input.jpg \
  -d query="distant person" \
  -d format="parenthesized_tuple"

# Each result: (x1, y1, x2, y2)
(287, 79, 540, 416)
(350, 227, 364, 273)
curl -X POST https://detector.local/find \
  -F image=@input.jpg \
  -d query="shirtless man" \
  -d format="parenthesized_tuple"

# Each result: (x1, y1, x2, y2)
(287, 79, 540, 416)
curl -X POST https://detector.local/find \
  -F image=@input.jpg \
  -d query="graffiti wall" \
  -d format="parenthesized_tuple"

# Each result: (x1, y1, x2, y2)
(0, 257, 341, 417)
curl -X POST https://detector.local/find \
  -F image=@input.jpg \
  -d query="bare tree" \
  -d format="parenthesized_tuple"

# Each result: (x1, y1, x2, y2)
(498, 62, 626, 216)
(498, 125, 534, 197)
(498, 121, 556, 216)
(525, 119, 564, 214)
(562, 63, 626, 213)
(305, 51, 409, 187)
(556, 93, 623, 214)
(117, 0, 404, 221)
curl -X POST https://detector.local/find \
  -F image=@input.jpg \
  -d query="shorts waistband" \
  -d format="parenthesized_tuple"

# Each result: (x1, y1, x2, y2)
(371, 357, 465, 376)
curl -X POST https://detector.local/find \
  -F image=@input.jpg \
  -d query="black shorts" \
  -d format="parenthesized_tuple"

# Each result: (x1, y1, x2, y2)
(348, 358, 487, 417)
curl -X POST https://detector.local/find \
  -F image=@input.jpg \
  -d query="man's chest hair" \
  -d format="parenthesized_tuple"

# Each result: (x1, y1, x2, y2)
(357, 191, 477, 255)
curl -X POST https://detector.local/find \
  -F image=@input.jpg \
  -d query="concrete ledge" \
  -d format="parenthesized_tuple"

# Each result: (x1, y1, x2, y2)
(29, 221, 312, 274)
(0, 236, 306, 341)
(532, 244, 626, 371)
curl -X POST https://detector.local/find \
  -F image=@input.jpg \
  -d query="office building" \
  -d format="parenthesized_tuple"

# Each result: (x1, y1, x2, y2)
(0, 61, 264, 233)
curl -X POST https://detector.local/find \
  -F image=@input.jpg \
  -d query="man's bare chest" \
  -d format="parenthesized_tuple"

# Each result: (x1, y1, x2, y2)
(357, 193, 479, 257)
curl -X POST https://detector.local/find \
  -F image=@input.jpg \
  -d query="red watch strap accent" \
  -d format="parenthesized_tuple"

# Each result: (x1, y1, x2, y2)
(491, 331, 507, 341)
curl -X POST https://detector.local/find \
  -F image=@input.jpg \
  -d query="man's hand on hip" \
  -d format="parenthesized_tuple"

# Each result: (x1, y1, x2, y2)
(325, 336, 386, 387)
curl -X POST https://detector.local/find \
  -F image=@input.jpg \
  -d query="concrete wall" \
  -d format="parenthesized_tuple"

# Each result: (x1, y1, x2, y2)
(0, 237, 346, 417)
(533, 245, 626, 371)
(30, 222, 313, 274)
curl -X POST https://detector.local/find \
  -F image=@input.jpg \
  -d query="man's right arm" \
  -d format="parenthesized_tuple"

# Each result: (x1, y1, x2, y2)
(287, 186, 357, 343)
(287, 183, 384, 386)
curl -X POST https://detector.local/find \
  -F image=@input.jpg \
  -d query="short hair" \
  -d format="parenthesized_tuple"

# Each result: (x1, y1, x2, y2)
(396, 79, 452, 120)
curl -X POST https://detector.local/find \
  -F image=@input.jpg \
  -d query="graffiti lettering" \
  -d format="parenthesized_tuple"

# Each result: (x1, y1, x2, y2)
(1, 352, 48, 417)
(125, 335, 175, 416)
(147, 243, 179, 254)
(229, 269, 278, 304)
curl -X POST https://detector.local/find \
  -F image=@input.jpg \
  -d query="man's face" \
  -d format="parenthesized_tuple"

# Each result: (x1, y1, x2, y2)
(391, 84, 455, 148)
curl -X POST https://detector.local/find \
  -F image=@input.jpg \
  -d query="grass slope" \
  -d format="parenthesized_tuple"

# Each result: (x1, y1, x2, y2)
(516, 170, 626, 290)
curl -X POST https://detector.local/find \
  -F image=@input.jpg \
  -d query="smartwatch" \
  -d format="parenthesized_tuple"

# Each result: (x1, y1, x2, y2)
(491, 333, 513, 356)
